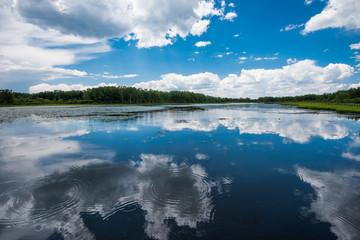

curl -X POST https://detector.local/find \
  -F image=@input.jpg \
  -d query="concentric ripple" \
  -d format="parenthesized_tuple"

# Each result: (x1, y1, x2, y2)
(0, 173, 92, 227)
(143, 164, 214, 220)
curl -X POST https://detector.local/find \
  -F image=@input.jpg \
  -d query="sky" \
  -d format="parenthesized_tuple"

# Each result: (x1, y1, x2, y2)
(0, 0, 360, 98)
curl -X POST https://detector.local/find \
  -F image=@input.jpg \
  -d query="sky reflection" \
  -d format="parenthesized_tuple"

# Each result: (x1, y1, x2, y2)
(0, 153, 221, 240)
(0, 104, 359, 239)
(136, 104, 350, 143)
(296, 166, 360, 240)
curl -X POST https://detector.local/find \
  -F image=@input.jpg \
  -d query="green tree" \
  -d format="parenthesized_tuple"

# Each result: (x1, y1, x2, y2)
(0, 89, 14, 104)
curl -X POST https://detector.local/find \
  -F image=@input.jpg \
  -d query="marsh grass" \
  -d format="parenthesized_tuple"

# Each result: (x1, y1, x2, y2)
(281, 102, 360, 114)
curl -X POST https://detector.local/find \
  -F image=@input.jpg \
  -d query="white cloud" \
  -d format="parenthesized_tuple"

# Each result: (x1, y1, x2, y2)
(221, 0, 226, 8)
(239, 57, 247, 61)
(0, 0, 237, 84)
(29, 82, 118, 93)
(195, 41, 212, 47)
(233, 34, 239, 37)
(133, 60, 354, 98)
(352, 55, 360, 62)
(287, 58, 298, 64)
(304, 0, 315, 5)
(303, 0, 360, 34)
(229, 3, 235, 7)
(349, 82, 360, 89)
(190, 20, 211, 36)
(217, 54, 223, 58)
(102, 74, 138, 79)
(342, 152, 360, 162)
(14, 0, 228, 48)
(280, 23, 304, 32)
(223, 12, 237, 21)
(254, 57, 278, 61)
(0, 1, 109, 83)
(350, 42, 360, 50)
(134, 72, 221, 95)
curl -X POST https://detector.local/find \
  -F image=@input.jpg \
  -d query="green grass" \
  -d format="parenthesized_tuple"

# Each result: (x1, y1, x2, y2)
(281, 102, 360, 114)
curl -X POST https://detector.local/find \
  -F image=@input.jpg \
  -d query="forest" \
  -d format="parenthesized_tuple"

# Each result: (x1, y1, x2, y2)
(258, 87, 360, 104)
(1, 86, 360, 106)
(0, 86, 252, 105)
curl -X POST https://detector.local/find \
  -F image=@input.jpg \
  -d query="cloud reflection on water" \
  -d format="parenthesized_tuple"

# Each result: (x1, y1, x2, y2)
(0, 154, 219, 240)
(141, 105, 349, 143)
(342, 136, 360, 162)
(0, 104, 357, 239)
(296, 166, 360, 240)
(0, 122, 110, 179)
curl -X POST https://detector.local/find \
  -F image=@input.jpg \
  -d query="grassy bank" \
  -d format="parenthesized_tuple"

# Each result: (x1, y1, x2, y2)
(281, 102, 360, 114)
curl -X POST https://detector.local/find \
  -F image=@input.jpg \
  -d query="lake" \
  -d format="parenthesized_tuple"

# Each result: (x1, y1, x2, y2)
(0, 103, 360, 240)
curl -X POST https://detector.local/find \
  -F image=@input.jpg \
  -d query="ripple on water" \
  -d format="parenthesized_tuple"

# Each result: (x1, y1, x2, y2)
(21, 229, 62, 240)
(30, 174, 92, 221)
(144, 165, 214, 217)
(0, 172, 92, 226)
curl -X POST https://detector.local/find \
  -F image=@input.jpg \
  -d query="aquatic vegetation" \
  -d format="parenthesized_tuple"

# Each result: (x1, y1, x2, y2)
(282, 102, 360, 114)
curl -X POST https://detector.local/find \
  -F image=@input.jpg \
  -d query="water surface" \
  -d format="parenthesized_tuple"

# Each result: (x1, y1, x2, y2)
(0, 103, 360, 239)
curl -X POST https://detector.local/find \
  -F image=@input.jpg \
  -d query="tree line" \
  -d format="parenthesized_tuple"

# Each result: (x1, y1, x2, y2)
(258, 87, 360, 104)
(2, 86, 360, 106)
(0, 87, 252, 105)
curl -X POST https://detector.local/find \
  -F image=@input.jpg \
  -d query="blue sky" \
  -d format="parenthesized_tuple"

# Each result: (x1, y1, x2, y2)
(0, 0, 359, 98)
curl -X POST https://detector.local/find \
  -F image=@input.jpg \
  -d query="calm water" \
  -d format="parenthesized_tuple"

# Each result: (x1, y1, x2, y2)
(0, 103, 360, 240)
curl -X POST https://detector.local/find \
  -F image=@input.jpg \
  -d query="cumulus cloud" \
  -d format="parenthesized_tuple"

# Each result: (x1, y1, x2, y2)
(350, 42, 360, 50)
(303, 0, 360, 34)
(0, 0, 237, 84)
(191, 20, 211, 36)
(134, 72, 221, 95)
(14, 0, 231, 48)
(223, 12, 237, 21)
(134, 60, 354, 98)
(195, 41, 212, 47)
(304, 0, 315, 5)
(0, 1, 109, 83)
(349, 82, 360, 89)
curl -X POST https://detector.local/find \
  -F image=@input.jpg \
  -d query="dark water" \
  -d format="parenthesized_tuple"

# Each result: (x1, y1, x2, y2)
(0, 103, 360, 240)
